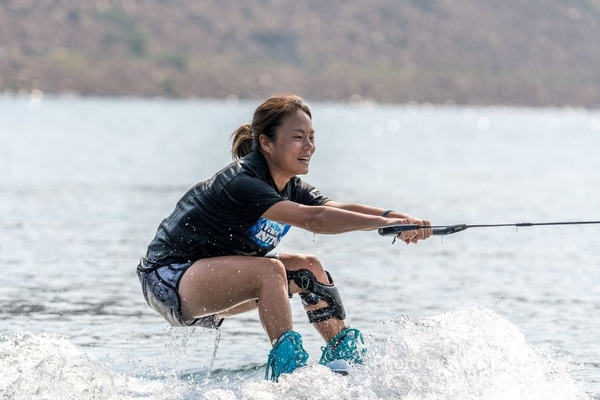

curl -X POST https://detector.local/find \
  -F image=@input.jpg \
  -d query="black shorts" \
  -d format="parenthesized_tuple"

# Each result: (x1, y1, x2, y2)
(137, 260, 224, 329)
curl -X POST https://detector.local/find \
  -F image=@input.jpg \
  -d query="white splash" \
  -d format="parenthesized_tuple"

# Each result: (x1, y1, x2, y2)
(0, 333, 191, 400)
(206, 306, 590, 400)
(1, 307, 590, 399)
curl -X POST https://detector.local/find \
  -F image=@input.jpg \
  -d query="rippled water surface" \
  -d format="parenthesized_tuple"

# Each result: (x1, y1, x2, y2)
(1, 97, 599, 399)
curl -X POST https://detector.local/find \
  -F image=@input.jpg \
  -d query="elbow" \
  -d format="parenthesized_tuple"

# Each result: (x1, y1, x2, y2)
(302, 206, 331, 234)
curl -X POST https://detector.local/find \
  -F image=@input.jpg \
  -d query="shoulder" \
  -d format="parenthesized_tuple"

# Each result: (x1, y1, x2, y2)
(240, 151, 270, 176)
(221, 159, 279, 202)
(287, 177, 330, 205)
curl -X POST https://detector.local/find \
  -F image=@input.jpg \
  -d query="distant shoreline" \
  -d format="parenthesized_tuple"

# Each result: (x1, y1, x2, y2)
(3, 1, 600, 108)
(3, 91, 599, 112)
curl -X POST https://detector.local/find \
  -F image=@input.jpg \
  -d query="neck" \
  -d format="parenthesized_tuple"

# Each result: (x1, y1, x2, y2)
(271, 172, 292, 192)
(268, 165, 293, 192)
(261, 152, 292, 191)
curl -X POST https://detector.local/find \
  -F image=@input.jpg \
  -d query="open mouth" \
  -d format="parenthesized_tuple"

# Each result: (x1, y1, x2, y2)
(297, 156, 311, 163)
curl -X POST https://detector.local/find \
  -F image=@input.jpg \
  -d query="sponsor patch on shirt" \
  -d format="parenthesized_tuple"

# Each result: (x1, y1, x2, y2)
(309, 188, 324, 200)
(248, 218, 291, 250)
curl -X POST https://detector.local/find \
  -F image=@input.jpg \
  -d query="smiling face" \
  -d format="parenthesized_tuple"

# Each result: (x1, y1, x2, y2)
(259, 109, 315, 190)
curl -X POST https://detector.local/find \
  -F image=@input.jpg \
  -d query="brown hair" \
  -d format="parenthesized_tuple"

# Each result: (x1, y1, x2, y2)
(230, 94, 312, 160)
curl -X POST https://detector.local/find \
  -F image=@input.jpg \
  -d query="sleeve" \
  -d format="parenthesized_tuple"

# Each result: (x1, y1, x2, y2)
(291, 178, 331, 206)
(222, 173, 286, 216)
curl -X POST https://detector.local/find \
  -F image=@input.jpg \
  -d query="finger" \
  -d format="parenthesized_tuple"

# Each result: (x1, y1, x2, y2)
(399, 232, 412, 241)
(421, 220, 432, 238)
(399, 230, 415, 240)
(418, 220, 431, 240)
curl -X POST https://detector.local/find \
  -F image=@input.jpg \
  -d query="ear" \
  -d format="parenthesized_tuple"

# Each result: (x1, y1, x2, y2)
(258, 134, 273, 154)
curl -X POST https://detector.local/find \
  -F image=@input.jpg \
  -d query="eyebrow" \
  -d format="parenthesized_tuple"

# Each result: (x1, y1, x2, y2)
(292, 128, 315, 134)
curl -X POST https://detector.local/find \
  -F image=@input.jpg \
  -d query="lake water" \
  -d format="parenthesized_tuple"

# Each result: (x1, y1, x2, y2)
(1, 96, 599, 399)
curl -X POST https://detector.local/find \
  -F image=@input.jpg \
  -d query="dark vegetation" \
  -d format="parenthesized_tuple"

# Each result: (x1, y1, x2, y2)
(2, 0, 600, 106)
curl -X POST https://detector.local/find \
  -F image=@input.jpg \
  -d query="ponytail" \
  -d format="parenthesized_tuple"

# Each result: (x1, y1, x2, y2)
(230, 123, 254, 160)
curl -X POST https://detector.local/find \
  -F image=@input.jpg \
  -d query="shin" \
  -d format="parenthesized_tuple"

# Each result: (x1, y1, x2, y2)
(286, 269, 346, 323)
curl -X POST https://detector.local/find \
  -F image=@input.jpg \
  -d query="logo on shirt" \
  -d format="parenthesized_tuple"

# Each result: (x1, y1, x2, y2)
(309, 188, 323, 200)
(248, 218, 291, 249)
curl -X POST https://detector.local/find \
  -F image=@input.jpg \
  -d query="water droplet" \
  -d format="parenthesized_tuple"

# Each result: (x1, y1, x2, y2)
(370, 124, 383, 137)
(387, 119, 401, 132)
(463, 107, 477, 121)
(225, 93, 239, 106)
(477, 116, 490, 130)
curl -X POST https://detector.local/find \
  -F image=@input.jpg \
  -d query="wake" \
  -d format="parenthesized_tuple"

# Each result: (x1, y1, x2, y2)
(0, 307, 590, 399)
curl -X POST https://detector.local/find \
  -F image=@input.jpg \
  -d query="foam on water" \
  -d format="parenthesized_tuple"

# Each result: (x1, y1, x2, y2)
(361, 306, 588, 399)
(2, 307, 588, 400)
(229, 306, 589, 400)
(0, 333, 196, 399)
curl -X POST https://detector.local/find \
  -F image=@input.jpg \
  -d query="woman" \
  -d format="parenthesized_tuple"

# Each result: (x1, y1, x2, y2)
(137, 94, 432, 381)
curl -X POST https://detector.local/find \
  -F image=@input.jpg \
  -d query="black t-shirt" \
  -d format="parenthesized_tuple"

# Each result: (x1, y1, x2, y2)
(143, 151, 330, 268)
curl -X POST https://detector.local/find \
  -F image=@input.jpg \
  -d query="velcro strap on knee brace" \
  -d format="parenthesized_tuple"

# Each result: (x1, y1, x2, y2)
(287, 269, 346, 323)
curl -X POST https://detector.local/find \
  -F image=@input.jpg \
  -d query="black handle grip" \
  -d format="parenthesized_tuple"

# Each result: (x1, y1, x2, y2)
(378, 225, 420, 236)
(378, 224, 468, 236)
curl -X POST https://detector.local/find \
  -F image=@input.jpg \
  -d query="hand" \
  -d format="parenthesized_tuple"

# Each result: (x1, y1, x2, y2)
(400, 218, 432, 244)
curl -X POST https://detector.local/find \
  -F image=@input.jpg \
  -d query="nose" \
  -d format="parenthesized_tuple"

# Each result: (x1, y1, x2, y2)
(303, 137, 314, 150)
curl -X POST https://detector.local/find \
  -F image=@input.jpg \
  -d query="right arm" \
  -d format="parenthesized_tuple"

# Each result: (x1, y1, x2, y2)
(262, 200, 410, 236)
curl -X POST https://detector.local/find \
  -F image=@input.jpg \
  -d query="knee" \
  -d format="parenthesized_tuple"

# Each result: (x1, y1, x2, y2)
(295, 254, 329, 283)
(263, 258, 288, 283)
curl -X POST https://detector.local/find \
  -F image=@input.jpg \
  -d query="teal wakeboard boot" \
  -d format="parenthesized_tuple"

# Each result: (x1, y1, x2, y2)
(319, 328, 366, 373)
(265, 331, 309, 381)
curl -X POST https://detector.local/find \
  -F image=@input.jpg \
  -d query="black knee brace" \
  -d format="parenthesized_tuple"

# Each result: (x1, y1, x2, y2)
(286, 269, 346, 323)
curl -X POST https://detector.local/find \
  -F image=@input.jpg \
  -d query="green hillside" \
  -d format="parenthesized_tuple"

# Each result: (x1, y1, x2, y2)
(2, 0, 600, 106)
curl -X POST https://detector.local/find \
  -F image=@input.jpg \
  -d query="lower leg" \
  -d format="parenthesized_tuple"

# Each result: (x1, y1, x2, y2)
(277, 254, 366, 364)
(311, 317, 347, 343)
(256, 268, 293, 344)
(277, 254, 348, 342)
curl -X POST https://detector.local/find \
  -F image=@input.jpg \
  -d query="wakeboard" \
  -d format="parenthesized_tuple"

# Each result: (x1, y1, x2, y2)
(325, 359, 350, 376)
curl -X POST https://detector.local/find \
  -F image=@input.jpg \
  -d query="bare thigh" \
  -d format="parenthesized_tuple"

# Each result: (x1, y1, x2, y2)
(178, 255, 287, 321)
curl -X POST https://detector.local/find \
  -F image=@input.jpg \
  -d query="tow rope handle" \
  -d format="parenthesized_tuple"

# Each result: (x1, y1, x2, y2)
(378, 221, 600, 237)
(378, 224, 468, 236)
